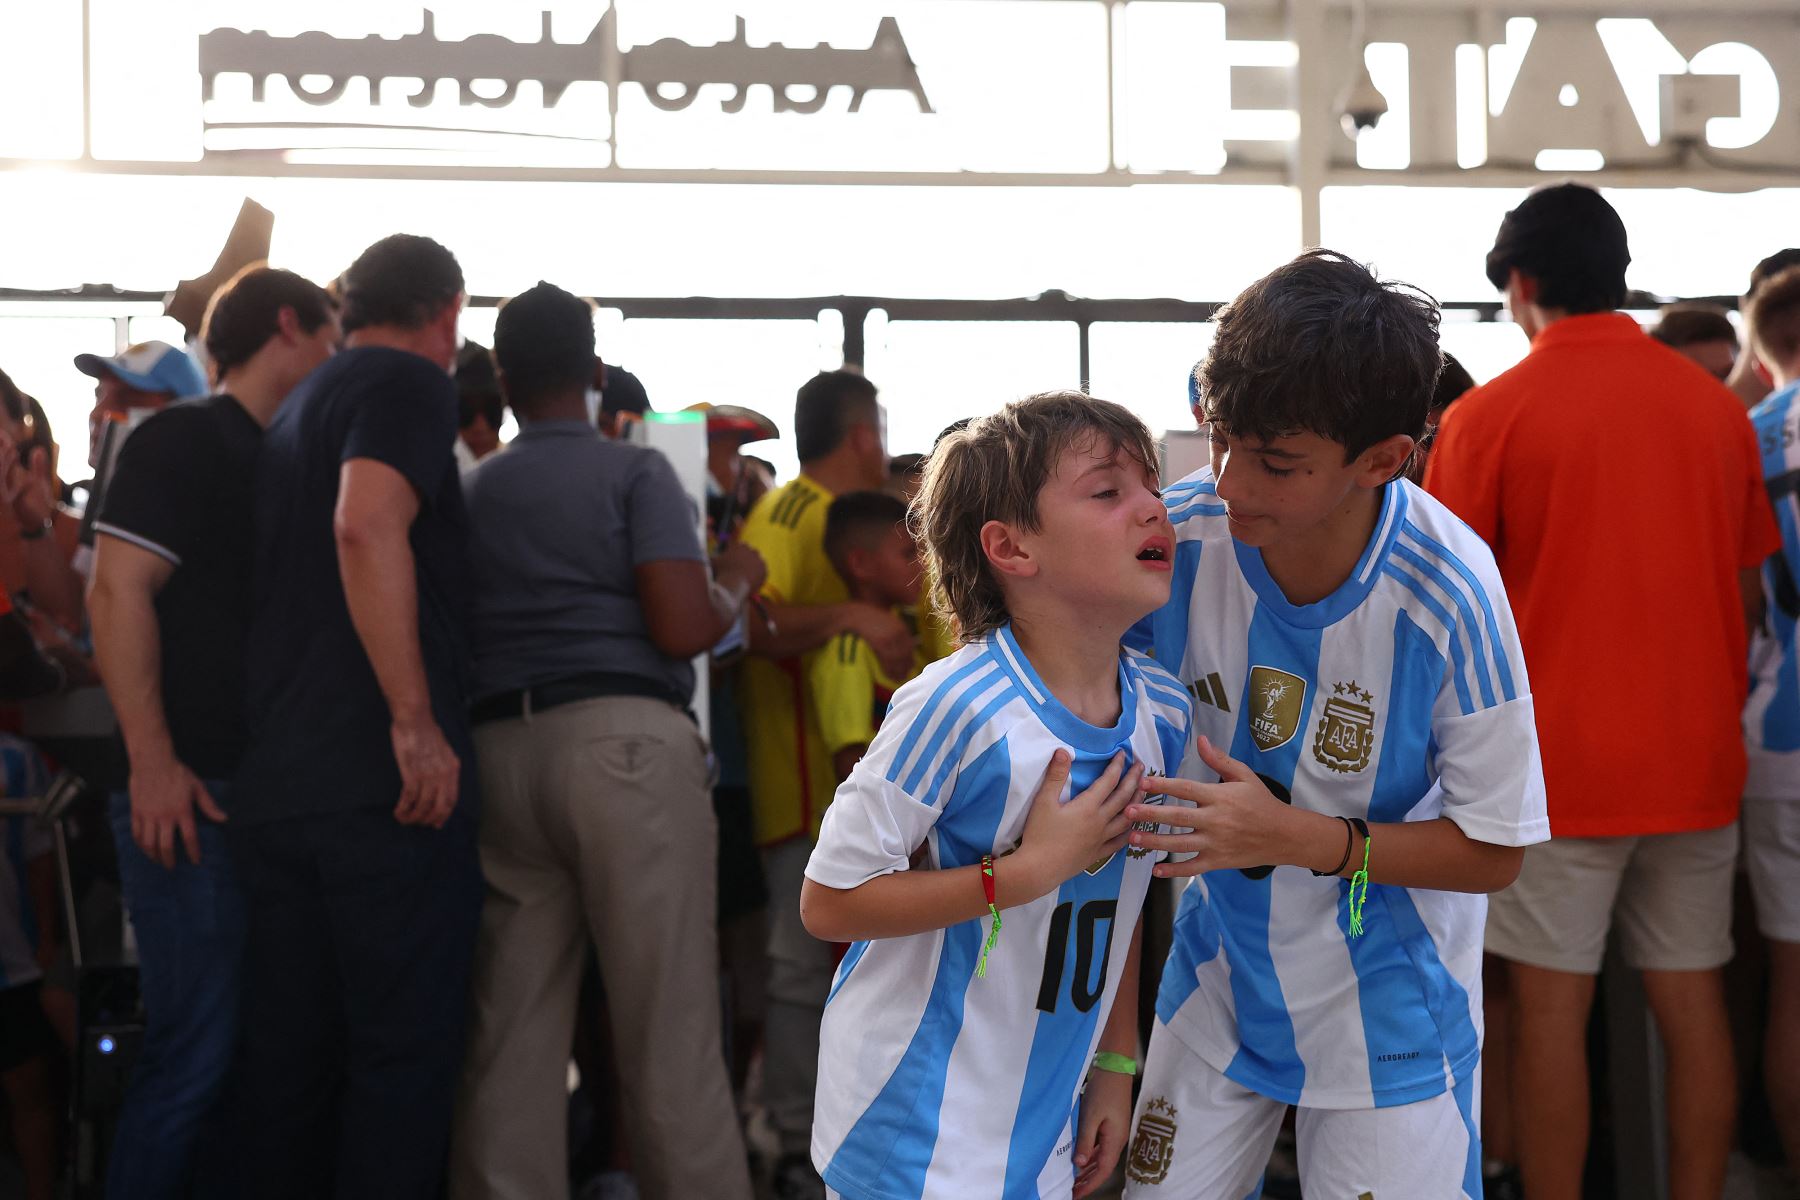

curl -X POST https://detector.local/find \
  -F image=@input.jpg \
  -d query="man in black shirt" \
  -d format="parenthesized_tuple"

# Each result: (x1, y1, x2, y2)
(231, 234, 478, 1200)
(89, 265, 338, 1200)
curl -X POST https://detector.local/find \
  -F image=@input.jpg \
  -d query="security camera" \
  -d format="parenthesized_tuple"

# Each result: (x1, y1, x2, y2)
(1338, 62, 1388, 137)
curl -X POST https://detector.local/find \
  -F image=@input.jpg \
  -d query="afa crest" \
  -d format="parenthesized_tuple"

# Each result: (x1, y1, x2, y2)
(1314, 680, 1376, 773)
(1247, 666, 1306, 751)
(1126, 1096, 1178, 1186)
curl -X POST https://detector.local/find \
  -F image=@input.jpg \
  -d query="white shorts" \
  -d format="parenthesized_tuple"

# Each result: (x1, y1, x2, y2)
(1121, 1021, 1482, 1200)
(1744, 791, 1800, 943)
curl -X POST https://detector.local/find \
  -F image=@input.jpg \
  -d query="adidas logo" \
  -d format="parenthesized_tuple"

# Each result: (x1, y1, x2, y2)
(1187, 672, 1230, 712)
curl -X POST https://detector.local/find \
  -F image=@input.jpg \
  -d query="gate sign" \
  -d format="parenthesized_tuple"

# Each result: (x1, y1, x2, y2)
(3, 1, 1797, 185)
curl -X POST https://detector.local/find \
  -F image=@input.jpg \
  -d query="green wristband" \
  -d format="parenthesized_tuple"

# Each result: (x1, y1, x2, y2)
(1091, 1051, 1138, 1077)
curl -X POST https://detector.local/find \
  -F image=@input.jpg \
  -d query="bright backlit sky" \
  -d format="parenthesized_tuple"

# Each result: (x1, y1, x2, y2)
(0, 1, 1793, 480)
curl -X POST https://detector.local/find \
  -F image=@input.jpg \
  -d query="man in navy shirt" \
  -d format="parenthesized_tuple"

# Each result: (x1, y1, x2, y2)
(232, 234, 480, 1199)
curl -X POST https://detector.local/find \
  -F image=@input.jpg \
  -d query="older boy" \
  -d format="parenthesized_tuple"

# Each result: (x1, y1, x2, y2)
(1122, 251, 1547, 1198)
(802, 392, 1192, 1200)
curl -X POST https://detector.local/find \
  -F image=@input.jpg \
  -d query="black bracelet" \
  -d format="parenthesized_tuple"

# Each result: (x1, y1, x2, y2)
(1312, 816, 1355, 877)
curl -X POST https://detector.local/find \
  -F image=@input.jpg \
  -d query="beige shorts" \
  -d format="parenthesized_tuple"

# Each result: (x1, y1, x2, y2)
(1743, 793, 1800, 943)
(1485, 823, 1738, 974)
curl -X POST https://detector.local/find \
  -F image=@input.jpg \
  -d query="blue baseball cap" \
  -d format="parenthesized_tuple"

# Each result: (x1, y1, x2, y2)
(74, 341, 207, 398)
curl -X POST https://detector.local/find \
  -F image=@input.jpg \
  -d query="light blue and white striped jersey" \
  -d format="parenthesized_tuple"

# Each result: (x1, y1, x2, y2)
(0, 736, 53, 991)
(1136, 469, 1547, 1118)
(1745, 381, 1800, 792)
(807, 625, 1192, 1200)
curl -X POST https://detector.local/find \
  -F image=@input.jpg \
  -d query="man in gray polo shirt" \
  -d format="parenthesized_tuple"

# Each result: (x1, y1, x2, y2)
(449, 282, 762, 1200)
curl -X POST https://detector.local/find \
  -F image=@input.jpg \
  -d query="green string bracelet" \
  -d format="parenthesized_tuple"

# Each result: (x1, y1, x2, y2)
(976, 854, 1001, 978)
(1347, 820, 1371, 937)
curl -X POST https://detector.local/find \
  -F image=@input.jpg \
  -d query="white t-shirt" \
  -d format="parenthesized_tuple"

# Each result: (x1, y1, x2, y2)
(1133, 470, 1548, 1111)
(807, 625, 1192, 1200)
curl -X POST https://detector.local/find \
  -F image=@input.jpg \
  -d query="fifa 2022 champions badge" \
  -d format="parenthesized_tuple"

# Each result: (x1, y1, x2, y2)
(1125, 1096, 1178, 1186)
(1247, 666, 1306, 752)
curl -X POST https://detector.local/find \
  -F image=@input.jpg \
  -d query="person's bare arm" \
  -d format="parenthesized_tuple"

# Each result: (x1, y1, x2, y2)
(749, 600, 916, 679)
(1127, 737, 1523, 893)
(335, 458, 458, 829)
(88, 537, 225, 867)
(831, 745, 865, 783)
(1073, 920, 1141, 1198)
(637, 542, 767, 659)
(800, 753, 1144, 943)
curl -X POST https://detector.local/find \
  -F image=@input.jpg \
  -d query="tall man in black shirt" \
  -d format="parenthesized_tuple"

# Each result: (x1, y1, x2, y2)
(89, 264, 338, 1200)
(231, 234, 478, 1200)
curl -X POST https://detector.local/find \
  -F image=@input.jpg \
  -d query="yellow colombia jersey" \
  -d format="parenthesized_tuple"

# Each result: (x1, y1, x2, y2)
(738, 473, 846, 845)
(808, 622, 928, 761)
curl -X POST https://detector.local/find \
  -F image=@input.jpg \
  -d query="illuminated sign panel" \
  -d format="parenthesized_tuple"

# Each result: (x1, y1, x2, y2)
(0, 2, 1792, 184)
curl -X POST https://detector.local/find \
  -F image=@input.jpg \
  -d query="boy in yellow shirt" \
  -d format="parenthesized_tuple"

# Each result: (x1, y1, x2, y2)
(809, 491, 929, 782)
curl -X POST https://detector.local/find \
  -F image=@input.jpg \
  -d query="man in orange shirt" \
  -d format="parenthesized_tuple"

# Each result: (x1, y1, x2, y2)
(1426, 183, 1778, 1200)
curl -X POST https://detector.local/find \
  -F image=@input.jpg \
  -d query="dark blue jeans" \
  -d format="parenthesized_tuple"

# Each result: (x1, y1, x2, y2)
(229, 804, 482, 1200)
(107, 787, 247, 1200)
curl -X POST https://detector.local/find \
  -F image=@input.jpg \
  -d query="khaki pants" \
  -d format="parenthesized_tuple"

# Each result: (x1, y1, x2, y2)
(450, 696, 751, 1200)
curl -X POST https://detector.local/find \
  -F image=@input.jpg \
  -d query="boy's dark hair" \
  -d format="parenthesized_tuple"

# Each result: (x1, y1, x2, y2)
(824, 490, 910, 582)
(1432, 352, 1476, 416)
(795, 370, 879, 462)
(1747, 267, 1800, 369)
(202, 264, 336, 382)
(455, 341, 504, 431)
(1650, 303, 1738, 351)
(493, 282, 597, 414)
(916, 390, 1158, 643)
(600, 363, 651, 417)
(1483, 183, 1630, 313)
(1750, 249, 1800, 299)
(337, 234, 464, 335)
(1196, 249, 1441, 460)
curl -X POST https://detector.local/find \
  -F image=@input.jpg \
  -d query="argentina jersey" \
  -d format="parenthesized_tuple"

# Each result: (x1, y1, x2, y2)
(806, 626, 1192, 1200)
(1136, 468, 1548, 1111)
(1746, 381, 1800, 777)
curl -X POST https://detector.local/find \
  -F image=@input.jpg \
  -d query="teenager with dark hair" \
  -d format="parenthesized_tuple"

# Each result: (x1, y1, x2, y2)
(88, 262, 337, 1200)
(1430, 185, 1778, 1200)
(1122, 251, 1544, 1197)
(230, 234, 475, 1199)
(451, 282, 760, 1200)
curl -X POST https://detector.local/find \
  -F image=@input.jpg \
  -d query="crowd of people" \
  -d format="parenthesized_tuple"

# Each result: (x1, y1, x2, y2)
(0, 182, 1794, 1200)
